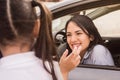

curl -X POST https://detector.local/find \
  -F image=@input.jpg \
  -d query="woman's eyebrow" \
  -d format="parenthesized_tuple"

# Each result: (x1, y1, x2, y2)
(66, 32, 70, 34)
(75, 30, 82, 33)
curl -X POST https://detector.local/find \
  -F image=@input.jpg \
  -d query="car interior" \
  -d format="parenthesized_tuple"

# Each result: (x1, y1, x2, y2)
(54, 27, 120, 68)
(53, 4, 120, 67)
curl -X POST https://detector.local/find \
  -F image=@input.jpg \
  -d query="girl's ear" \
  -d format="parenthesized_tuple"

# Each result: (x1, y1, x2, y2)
(33, 19, 40, 38)
(90, 35, 94, 41)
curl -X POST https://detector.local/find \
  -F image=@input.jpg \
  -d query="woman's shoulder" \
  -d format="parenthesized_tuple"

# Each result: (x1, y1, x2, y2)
(93, 44, 106, 50)
(92, 44, 110, 55)
(91, 44, 109, 55)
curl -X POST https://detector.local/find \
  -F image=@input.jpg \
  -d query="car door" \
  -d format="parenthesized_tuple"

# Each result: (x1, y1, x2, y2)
(69, 65, 120, 80)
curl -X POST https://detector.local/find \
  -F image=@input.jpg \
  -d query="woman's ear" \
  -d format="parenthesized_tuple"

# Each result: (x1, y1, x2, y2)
(33, 19, 40, 38)
(90, 35, 94, 41)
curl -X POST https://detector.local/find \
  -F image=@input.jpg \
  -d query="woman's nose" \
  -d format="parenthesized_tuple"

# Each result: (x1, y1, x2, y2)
(70, 35, 78, 42)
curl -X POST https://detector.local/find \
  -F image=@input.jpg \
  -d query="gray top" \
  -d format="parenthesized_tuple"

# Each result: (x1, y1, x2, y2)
(81, 44, 114, 66)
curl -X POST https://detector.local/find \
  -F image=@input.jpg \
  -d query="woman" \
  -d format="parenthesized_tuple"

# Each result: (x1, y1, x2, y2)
(0, 0, 63, 80)
(59, 15, 114, 80)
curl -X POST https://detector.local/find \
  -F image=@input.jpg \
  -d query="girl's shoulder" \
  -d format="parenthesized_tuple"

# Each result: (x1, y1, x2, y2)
(52, 61, 64, 80)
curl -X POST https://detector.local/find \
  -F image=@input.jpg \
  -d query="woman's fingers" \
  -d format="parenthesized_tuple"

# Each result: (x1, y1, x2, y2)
(76, 46, 82, 55)
(67, 46, 82, 60)
(74, 55, 81, 65)
(60, 49, 68, 60)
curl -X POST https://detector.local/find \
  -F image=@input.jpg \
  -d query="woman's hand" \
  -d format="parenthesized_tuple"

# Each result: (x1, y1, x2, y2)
(59, 46, 81, 80)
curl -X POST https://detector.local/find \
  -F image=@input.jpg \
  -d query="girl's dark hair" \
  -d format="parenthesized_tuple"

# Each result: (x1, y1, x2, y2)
(0, 0, 57, 80)
(65, 15, 104, 53)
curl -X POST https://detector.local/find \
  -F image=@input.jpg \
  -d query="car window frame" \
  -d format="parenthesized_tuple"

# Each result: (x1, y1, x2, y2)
(50, 0, 120, 19)
(50, 0, 120, 71)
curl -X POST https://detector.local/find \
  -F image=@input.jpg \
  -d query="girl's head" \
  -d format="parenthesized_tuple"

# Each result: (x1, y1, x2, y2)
(0, 0, 37, 47)
(0, 0, 57, 80)
(65, 15, 103, 55)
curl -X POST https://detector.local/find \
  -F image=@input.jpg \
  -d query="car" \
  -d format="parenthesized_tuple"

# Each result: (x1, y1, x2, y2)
(45, 0, 120, 80)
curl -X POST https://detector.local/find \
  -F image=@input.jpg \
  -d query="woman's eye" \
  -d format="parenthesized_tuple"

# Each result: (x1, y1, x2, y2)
(77, 32, 82, 35)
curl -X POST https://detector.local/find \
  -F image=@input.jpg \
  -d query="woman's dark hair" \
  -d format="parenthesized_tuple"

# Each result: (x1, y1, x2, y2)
(0, 0, 57, 80)
(65, 15, 104, 53)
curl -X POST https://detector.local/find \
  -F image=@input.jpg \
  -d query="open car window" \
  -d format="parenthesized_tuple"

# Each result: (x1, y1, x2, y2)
(53, 3, 120, 68)
(48, 0, 120, 80)
(52, 4, 120, 37)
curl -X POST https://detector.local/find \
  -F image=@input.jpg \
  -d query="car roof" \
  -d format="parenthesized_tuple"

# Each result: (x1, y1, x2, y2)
(46, 0, 83, 10)
(45, 0, 120, 19)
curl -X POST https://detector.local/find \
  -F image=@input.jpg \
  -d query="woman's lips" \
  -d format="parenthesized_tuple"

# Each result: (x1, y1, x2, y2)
(72, 44, 81, 49)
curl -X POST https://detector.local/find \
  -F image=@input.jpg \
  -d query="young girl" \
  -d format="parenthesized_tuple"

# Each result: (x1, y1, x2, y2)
(0, 0, 63, 80)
